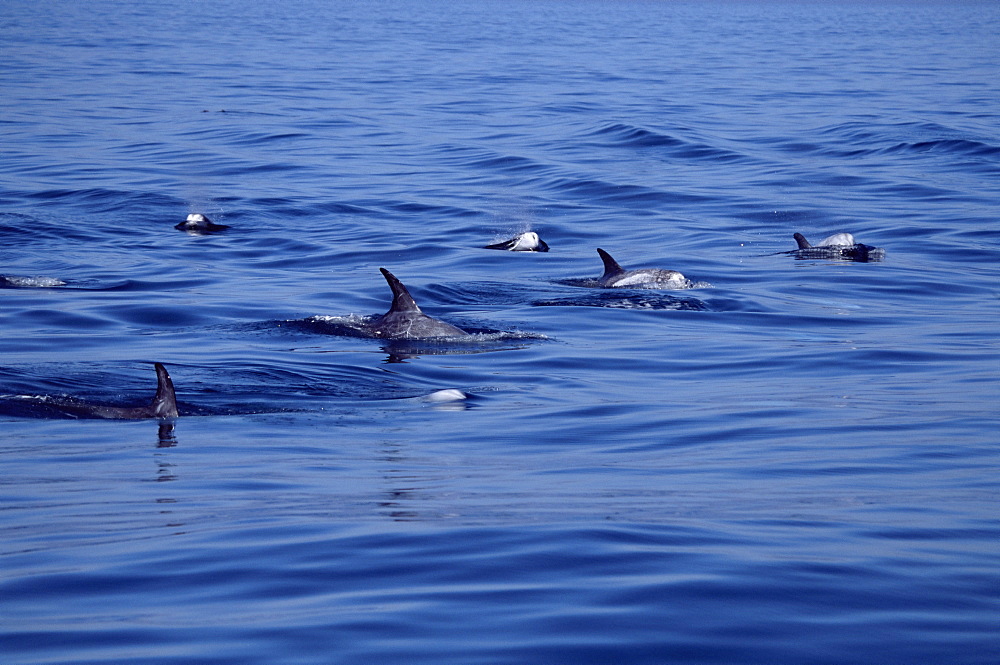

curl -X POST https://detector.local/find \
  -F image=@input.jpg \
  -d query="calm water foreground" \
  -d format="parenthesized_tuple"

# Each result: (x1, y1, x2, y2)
(2, 1, 999, 663)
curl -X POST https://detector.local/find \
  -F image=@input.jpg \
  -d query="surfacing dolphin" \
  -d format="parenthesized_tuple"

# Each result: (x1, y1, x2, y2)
(175, 213, 230, 234)
(484, 231, 549, 252)
(0, 275, 65, 288)
(40, 363, 179, 419)
(790, 232, 885, 262)
(367, 268, 470, 339)
(596, 248, 691, 288)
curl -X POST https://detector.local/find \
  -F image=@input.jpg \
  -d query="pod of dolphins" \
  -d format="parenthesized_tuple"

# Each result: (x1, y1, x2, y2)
(4, 216, 884, 420)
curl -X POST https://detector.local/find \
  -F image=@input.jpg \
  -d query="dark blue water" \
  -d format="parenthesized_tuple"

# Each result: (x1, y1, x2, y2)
(2, 1, 999, 663)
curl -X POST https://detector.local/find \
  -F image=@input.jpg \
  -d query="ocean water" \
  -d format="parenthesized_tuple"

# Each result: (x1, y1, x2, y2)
(2, 0, 999, 663)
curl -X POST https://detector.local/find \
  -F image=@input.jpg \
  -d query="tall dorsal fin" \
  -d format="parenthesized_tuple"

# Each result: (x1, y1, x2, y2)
(596, 248, 625, 280)
(793, 233, 812, 249)
(380, 268, 422, 314)
(150, 362, 179, 418)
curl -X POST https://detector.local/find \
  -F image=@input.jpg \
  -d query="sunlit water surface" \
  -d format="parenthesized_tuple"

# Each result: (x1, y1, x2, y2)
(2, 1, 998, 663)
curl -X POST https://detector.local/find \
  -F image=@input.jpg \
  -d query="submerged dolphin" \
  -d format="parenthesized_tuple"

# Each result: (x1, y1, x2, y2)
(790, 232, 885, 262)
(596, 248, 690, 288)
(0, 275, 65, 288)
(367, 268, 470, 339)
(41, 363, 179, 419)
(485, 231, 549, 252)
(175, 213, 229, 234)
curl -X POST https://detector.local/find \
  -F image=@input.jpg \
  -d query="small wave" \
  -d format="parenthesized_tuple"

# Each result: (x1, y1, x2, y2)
(231, 131, 312, 147)
(533, 291, 709, 311)
(590, 122, 686, 149)
(538, 176, 708, 207)
(585, 122, 746, 162)
(387, 201, 480, 218)
(24, 187, 177, 214)
(881, 138, 1000, 158)
(466, 154, 552, 175)
(809, 120, 1000, 160)
(425, 281, 542, 307)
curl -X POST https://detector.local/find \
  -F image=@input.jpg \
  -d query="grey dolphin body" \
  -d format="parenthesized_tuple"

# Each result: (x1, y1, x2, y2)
(485, 231, 549, 252)
(175, 213, 229, 234)
(791, 232, 885, 262)
(596, 248, 690, 288)
(48, 363, 179, 419)
(367, 268, 469, 339)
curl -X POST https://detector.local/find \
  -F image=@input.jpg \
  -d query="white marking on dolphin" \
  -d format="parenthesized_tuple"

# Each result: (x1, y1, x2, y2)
(175, 213, 230, 234)
(596, 248, 691, 288)
(485, 231, 549, 252)
(367, 268, 470, 339)
(794, 232, 855, 248)
(28, 363, 179, 419)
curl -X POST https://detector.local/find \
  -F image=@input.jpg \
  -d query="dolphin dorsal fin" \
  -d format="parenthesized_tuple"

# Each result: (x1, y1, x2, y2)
(380, 268, 422, 314)
(596, 248, 625, 280)
(150, 362, 179, 418)
(793, 233, 812, 249)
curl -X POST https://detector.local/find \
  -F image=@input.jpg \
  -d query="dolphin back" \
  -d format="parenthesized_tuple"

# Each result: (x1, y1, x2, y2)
(793, 233, 812, 249)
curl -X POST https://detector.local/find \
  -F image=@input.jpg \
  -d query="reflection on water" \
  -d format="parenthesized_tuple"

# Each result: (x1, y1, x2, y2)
(157, 420, 178, 448)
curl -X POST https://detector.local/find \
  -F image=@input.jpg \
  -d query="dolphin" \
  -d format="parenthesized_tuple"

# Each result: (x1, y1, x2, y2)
(41, 363, 179, 419)
(596, 248, 690, 288)
(0, 275, 65, 288)
(790, 232, 885, 262)
(485, 231, 549, 252)
(175, 213, 230, 234)
(423, 389, 469, 403)
(367, 268, 470, 339)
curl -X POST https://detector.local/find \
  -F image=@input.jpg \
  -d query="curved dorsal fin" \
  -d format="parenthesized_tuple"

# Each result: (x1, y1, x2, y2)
(150, 362, 178, 418)
(793, 233, 812, 249)
(596, 248, 625, 280)
(380, 268, 422, 314)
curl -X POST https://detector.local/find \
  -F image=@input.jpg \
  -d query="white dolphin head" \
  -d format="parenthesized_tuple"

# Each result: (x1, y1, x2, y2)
(485, 231, 550, 252)
(423, 389, 469, 403)
(184, 213, 211, 227)
(816, 232, 855, 247)
(510, 232, 544, 251)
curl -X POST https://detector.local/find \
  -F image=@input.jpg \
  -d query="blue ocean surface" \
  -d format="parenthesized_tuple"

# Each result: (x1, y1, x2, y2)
(2, 0, 999, 663)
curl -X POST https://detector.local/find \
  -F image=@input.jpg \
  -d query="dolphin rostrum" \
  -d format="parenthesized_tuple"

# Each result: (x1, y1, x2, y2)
(596, 248, 691, 288)
(367, 268, 469, 339)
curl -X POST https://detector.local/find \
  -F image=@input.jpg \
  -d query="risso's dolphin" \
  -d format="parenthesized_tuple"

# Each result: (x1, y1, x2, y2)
(485, 231, 549, 252)
(367, 268, 470, 339)
(0, 275, 65, 288)
(175, 213, 229, 234)
(45, 363, 179, 419)
(790, 232, 885, 262)
(596, 248, 691, 288)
